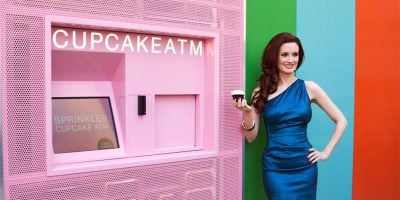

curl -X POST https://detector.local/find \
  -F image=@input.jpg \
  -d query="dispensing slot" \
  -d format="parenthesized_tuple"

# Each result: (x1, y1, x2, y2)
(138, 95, 146, 115)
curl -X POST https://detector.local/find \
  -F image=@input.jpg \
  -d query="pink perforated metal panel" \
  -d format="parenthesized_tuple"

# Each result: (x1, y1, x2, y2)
(1, 0, 244, 199)
(4, 14, 47, 175)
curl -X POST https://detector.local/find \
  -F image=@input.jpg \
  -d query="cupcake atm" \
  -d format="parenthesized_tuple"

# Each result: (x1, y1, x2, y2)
(47, 16, 219, 175)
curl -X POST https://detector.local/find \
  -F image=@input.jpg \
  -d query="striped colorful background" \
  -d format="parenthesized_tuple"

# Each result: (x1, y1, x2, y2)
(245, 0, 399, 199)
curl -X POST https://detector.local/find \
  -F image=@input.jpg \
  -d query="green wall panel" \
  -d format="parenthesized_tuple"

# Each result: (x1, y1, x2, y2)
(245, 1, 296, 199)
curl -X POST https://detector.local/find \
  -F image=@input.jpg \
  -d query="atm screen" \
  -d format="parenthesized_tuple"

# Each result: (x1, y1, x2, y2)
(52, 97, 119, 154)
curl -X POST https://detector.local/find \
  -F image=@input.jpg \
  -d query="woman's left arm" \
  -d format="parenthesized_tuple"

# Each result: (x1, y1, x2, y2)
(305, 81, 348, 163)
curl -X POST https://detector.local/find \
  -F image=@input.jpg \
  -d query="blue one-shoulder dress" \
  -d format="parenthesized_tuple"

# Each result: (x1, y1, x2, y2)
(262, 79, 317, 200)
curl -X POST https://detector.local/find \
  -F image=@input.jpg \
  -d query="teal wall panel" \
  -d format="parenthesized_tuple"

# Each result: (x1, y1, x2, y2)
(296, 1, 355, 200)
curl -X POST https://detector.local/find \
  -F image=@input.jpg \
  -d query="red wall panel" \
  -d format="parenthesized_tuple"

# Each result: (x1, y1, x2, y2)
(353, 0, 400, 199)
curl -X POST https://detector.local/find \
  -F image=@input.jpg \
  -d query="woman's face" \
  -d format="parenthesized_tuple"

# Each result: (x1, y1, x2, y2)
(278, 42, 299, 74)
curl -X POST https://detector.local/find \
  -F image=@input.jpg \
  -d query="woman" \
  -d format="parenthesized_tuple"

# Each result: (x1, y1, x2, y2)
(234, 32, 347, 199)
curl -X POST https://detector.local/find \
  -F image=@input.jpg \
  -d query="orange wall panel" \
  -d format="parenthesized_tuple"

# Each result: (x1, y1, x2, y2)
(354, 0, 400, 199)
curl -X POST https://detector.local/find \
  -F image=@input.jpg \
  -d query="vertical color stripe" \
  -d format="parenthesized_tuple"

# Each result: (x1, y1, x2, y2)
(245, 1, 296, 199)
(353, 0, 400, 199)
(296, 1, 355, 199)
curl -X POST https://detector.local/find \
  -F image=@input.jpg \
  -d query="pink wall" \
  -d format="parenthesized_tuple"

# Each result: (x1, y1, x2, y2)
(0, 1, 244, 199)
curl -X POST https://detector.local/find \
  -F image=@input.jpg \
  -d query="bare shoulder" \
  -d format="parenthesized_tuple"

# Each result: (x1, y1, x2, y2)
(304, 80, 320, 89)
(304, 80, 324, 100)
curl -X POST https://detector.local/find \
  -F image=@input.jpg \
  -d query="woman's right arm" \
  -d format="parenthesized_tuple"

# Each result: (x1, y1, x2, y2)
(233, 88, 261, 143)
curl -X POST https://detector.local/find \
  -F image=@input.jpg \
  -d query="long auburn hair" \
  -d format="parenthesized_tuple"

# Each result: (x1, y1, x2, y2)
(251, 32, 305, 112)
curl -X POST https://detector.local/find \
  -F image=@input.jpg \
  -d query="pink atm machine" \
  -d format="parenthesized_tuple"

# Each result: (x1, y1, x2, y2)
(1, 1, 244, 199)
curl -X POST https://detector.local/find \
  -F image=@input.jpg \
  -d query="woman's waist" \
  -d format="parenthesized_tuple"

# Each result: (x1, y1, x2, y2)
(265, 143, 312, 152)
(262, 146, 314, 170)
(265, 134, 312, 150)
(266, 123, 308, 136)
